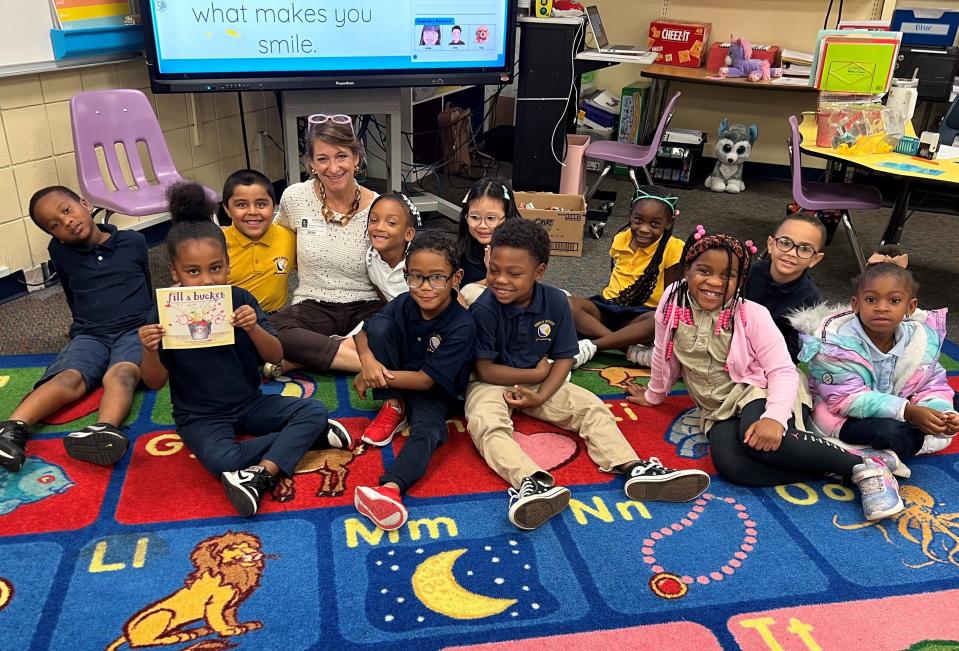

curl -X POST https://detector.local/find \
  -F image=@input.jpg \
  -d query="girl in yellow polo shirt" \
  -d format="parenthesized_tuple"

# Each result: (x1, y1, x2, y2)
(568, 185, 684, 368)
(222, 169, 296, 313)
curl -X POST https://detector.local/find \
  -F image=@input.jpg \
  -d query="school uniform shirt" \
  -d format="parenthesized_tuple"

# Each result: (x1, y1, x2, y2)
(471, 282, 579, 370)
(366, 292, 476, 398)
(745, 257, 821, 364)
(459, 241, 488, 285)
(155, 286, 276, 423)
(602, 232, 684, 308)
(225, 223, 296, 313)
(366, 245, 408, 301)
(274, 180, 378, 304)
(49, 223, 153, 338)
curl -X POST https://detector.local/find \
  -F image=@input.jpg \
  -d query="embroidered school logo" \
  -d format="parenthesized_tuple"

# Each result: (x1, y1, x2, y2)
(274, 257, 289, 273)
(821, 372, 834, 385)
(428, 335, 442, 353)
(534, 320, 554, 340)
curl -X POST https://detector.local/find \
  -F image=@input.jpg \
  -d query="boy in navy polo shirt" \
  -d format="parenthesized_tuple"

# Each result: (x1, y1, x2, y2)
(0, 187, 152, 472)
(465, 219, 709, 531)
(745, 214, 825, 364)
(353, 233, 476, 530)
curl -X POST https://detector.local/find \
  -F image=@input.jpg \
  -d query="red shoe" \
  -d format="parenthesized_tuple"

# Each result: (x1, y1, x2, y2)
(354, 485, 408, 531)
(362, 402, 407, 447)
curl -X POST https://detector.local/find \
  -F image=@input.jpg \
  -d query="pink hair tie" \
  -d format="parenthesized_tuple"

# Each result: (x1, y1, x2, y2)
(744, 239, 758, 255)
(693, 224, 706, 240)
(674, 209, 681, 217)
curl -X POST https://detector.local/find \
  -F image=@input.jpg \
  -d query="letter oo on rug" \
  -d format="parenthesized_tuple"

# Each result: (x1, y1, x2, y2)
(104, 531, 271, 650)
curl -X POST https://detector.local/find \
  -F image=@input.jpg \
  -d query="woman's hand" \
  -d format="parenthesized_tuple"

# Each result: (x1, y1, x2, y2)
(625, 382, 652, 407)
(743, 418, 786, 452)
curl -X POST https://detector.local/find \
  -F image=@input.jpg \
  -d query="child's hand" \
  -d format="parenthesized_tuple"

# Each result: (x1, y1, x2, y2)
(625, 382, 652, 407)
(905, 403, 947, 437)
(944, 412, 959, 436)
(138, 324, 165, 351)
(534, 356, 552, 383)
(504, 385, 544, 409)
(230, 305, 258, 332)
(483, 245, 491, 269)
(354, 374, 371, 399)
(744, 418, 785, 452)
(359, 358, 394, 392)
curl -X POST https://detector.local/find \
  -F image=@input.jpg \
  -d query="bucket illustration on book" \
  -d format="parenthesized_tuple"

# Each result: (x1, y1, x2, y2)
(187, 320, 211, 340)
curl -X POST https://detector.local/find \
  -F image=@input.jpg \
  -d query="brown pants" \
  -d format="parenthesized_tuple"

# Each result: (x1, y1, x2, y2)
(464, 380, 639, 488)
(269, 299, 382, 372)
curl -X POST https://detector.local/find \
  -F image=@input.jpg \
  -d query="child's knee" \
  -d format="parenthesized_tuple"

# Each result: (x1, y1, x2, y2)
(51, 369, 86, 395)
(363, 317, 395, 341)
(103, 363, 140, 390)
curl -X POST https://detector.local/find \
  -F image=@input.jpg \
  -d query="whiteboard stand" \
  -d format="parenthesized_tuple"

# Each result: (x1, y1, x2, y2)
(280, 88, 459, 221)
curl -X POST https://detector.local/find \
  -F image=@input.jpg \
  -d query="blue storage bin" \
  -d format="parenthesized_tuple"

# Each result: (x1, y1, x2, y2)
(892, 9, 959, 47)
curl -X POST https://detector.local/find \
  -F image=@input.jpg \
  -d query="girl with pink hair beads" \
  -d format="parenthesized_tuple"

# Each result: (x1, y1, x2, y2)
(627, 226, 907, 522)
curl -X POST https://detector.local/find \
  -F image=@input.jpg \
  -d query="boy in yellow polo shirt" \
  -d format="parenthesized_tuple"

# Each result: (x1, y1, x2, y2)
(222, 169, 296, 313)
(568, 186, 684, 368)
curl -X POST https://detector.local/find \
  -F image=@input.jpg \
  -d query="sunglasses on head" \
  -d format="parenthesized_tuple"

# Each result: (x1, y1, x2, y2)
(307, 114, 355, 135)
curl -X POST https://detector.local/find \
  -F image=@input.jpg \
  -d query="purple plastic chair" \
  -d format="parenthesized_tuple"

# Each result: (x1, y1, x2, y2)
(583, 91, 681, 202)
(787, 114, 881, 271)
(70, 89, 218, 223)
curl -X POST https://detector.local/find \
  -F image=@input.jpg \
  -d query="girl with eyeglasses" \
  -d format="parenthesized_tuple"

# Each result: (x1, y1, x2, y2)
(353, 233, 476, 530)
(744, 213, 826, 364)
(268, 113, 382, 377)
(455, 177, 517, 305)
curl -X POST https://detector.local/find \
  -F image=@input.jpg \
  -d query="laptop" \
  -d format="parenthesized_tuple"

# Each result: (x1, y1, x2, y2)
(585, 5, 641, 54)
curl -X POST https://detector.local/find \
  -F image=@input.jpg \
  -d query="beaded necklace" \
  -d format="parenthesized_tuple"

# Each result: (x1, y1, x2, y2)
(316, 179, 362, 226)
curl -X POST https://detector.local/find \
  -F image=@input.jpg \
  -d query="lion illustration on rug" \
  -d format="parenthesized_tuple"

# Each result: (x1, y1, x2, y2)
(105, 531, 269, 650)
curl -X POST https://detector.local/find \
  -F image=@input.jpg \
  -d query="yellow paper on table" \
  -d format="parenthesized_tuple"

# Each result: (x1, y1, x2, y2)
(157, 285, 235, 350)
(816, 38, 899, 94)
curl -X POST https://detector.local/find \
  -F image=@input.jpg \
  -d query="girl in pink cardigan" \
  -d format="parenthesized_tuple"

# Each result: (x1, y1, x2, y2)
(626, 227, 905, 521)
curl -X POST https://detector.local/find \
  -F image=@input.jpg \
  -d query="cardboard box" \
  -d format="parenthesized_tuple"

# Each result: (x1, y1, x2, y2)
(648, 19, 710, 68)
(514, 191, 585, 257)
(705, 42, 781, 72)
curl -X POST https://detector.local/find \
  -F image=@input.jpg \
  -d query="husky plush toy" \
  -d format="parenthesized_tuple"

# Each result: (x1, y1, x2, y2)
(705, 119, 758, 193)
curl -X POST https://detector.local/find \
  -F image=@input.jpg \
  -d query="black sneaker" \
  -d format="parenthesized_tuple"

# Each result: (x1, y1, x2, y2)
(507, 475, 571, 530)
(323, 419, 352, 449)
(221, 465, 276, 517)
(0, 420, 29, 472)
(624, 457, 710, 502)
(63, 423, 129, 466)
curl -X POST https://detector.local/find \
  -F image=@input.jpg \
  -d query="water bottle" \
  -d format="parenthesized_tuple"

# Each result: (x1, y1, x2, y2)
(886, 78, 919, 137)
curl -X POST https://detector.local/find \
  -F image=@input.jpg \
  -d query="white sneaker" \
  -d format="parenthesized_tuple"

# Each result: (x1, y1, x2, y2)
(626, 344, 653, 367)
(572, 339, 597, 369)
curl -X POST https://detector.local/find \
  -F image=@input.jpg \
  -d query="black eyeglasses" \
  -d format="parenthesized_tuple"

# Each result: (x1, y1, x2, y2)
(404, 272, 455, 289)
(773, 236, 819, 259)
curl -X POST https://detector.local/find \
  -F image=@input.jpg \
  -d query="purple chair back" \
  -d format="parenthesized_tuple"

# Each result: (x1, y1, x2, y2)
(787, 114, 807, 206)
(70, 89, 184, 215)
(650, 91, 682, 153)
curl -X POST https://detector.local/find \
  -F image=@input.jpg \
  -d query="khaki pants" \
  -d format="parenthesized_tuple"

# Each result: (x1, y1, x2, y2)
(465, 381, 639, 488)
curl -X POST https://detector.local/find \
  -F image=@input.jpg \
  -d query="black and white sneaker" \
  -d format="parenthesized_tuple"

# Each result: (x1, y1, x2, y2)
(0, 420, 29, 472)
(63, 423, 129, 465)
(624, 457, 710, 502)
(507, 474, 571, 530)
(324, 419, 352, 449)
(221, 465, 275, 517)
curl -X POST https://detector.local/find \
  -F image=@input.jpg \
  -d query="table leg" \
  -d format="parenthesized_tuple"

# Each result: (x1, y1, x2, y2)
(881, 179, 912, 245)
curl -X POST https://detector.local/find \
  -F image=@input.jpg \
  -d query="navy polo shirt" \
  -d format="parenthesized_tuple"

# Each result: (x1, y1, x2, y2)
(471, 281, 579, 370)
(459, 241, 488, 285)
(745, 257, 821, 364)
(365, 292, 476, 398)
(156, 286, 276, 422)
(49, 224, 153, 338)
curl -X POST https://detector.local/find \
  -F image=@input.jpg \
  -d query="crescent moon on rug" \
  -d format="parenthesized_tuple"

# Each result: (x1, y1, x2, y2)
(411, 548, 517, 620)
(0, 578, 13, 612)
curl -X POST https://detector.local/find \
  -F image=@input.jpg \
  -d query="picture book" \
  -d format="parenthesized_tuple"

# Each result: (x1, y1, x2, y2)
(156, 285, 234, 350)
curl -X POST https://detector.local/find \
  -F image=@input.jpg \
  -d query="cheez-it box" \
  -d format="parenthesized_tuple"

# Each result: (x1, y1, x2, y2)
(648, 19, 711, 68)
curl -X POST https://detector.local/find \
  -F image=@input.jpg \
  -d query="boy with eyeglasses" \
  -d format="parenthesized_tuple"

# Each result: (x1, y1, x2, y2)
(352, 233, 476, 530)
(746, 214, 826, 363)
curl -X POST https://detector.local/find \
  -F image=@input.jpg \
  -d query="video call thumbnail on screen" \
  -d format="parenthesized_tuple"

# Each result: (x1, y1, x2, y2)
(147, 0, 510, 73)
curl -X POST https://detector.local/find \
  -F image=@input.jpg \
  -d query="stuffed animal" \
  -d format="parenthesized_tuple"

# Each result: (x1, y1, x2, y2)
(705, 119, 758, 194)
(719, 37, 783, 82)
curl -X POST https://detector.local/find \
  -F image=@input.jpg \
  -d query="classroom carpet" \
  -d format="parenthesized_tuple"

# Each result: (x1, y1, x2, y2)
(2, 346, 959, 651)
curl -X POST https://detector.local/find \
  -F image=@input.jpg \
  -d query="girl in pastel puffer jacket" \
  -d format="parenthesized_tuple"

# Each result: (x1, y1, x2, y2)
(793, 263, 957, 459)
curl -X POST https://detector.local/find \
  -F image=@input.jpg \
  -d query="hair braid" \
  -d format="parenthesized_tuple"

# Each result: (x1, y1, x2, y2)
(611, 226, 674, 307)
